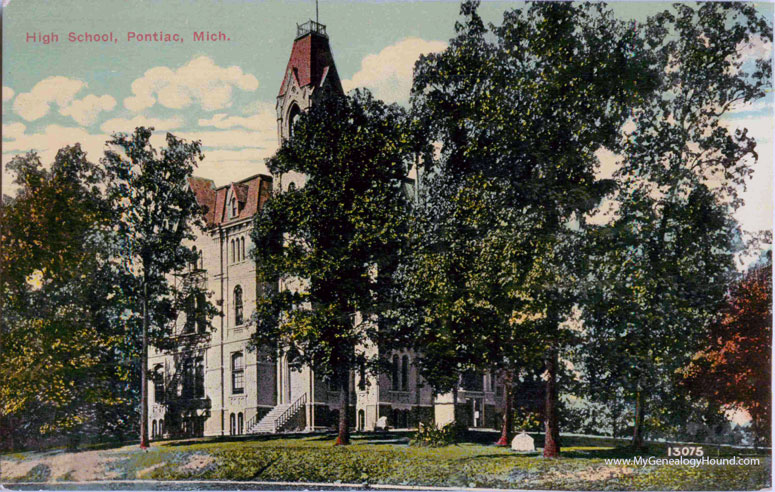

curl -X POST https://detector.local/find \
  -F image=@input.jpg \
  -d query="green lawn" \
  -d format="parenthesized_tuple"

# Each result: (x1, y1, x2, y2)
(0, 432, 770, 490)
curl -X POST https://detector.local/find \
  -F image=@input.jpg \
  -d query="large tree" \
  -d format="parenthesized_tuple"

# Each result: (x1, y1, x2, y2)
(0, 146, 135, 449)
(102, 127, 214, 449)
(681, 252, 772, 447)
(577, 2, 771, 449)
(251, 90, 413, 445)
(400, 0, 656, 456)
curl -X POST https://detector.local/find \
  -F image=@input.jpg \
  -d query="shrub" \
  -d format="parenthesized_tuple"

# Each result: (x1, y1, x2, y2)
(410, 421, 467, 447)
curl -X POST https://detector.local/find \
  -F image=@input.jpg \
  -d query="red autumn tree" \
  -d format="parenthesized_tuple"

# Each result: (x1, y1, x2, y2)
(682, 253, 772, 446)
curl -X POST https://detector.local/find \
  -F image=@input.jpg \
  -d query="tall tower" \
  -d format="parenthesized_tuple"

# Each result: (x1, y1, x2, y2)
(275, 20, 344, 190)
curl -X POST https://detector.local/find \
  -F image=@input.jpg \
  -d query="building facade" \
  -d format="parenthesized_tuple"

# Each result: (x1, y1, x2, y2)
(147, 20, 504, 439)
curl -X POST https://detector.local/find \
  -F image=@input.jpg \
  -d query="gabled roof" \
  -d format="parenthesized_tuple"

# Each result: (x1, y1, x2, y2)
(278, 31, 342, 98)
(189, 174, 273, 228)
(231, 182, 248, 203)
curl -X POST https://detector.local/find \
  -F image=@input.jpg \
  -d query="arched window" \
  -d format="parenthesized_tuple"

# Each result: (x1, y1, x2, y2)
(152, 420, 157, 439)
(230, 413, 236, 435)
(238, 412, 244, 435)
(231, 239, 235, 263)
(391, 354, 399, 391)
(230, 197, 237, 217)
(153, 365, 165, 403)
(232, 352, 244, 394)
(401, 355, 409, 391)
(288, 182, 296, 192)
(288, 103, 301, 138)
(241, 237, 246, 261)
(234, 285, 243, 326)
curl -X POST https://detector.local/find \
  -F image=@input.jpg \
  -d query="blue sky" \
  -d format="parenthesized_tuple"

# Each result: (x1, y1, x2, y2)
(2, 0, 772, 235)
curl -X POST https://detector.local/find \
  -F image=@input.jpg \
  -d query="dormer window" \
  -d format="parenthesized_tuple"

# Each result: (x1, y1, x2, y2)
(230, 197, 238, 218)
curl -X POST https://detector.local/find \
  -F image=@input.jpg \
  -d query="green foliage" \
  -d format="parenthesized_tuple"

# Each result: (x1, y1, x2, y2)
(514, 411, 542, 433)
(576, 2, 772, 446)
(0, 146, 138, 448)
(22, 464, 51, 482)
(251, 90, 414, 438)
(102, 127, 216, 347)
(102, 127, 217, 444)
(410, 421, 469, 447)
(393, 0, 660, 453)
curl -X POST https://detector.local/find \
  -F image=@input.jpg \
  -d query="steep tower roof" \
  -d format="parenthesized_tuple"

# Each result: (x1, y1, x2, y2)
(277, 20, 343, 98)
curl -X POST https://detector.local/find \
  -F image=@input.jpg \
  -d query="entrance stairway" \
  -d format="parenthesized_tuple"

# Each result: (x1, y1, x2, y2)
(246, 393, 307, 434)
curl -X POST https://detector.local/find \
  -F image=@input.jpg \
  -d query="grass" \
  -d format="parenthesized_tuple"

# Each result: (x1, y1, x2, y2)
(1, 431, 770, 490)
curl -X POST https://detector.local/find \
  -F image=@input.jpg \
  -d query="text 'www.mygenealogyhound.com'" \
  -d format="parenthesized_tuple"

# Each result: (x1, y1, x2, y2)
(604, 456, 761, 468)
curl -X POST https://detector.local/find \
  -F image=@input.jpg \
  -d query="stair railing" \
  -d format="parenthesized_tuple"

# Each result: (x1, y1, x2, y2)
(246, 412, 261, 434)
(274, 393, 307, 432)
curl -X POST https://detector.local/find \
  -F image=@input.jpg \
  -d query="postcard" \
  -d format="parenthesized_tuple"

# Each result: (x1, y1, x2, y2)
(1, 0, 772, 490)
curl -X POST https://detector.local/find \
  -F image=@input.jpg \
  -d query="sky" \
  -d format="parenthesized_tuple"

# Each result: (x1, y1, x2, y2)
(1, 0, 773, 238)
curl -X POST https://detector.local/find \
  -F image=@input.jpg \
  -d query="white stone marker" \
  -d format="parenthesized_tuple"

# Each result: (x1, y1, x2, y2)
(511, 431, 535, 452)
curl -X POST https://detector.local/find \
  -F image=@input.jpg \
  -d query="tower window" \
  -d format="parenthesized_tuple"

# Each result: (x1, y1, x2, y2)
(288, 103, 301, 138)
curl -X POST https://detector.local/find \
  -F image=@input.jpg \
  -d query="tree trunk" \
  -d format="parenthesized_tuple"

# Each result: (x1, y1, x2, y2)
(543, 346, 560, 458)
(334, 368, 350, 446)
(632, 388, 645, 449)
(140, 280, 149, 449)
(496, 370, 513, 446)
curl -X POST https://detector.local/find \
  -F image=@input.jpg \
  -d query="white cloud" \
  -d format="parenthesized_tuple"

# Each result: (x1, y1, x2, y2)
(738, 35, 773, 61)
(2, 124, 108, 196)
(176, 128, 276, 152)
(59, 94, 117, 126)
(721, 114, 774, 234)
(727, 97, 773, 117)
(177, 127, 277, 186)
(198, 104, 275, 132)
(124, 56, 259, 112)
(2, 122, 26, 140)
(342, 37, 447, 104)
(100, 115, 184, 134)
(13, 76, 85, 121)
(3, 124, 105, 156)
(2, 86, 14, 102)
(12, 76, 116, 125)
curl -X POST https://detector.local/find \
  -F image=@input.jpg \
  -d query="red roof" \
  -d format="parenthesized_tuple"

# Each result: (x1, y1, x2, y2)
(188, 174, 273, 227)
(278, 32, 342, 98)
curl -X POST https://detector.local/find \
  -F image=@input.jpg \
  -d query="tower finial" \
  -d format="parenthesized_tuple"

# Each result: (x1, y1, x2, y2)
(316, 0, 319, 24)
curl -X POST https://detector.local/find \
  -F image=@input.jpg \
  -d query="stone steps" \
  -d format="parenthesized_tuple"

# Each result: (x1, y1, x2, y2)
(246, 403, 291, 434)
